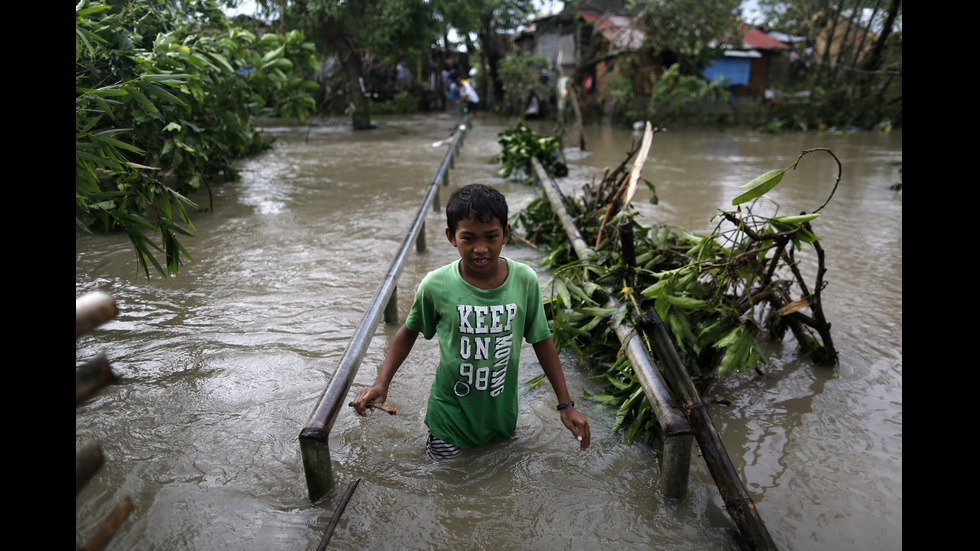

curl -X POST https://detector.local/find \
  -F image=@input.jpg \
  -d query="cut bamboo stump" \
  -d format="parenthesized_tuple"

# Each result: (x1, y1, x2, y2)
(76, 353, 118, 406)
(79, 497, 134, 551)
(76, 292, 117, 339)
(77, 292, 131, 550)
(76, 441, 104, 496)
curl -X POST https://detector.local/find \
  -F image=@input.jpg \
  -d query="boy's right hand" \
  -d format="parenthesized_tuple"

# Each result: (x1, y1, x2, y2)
(351, 385, 388, 416)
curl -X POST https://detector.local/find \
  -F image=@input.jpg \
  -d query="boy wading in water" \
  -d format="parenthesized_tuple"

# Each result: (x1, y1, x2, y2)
(352, 184, 591, 459)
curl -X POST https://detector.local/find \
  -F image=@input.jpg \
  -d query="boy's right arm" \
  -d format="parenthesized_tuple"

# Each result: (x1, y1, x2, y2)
(351, 324, 419, 416)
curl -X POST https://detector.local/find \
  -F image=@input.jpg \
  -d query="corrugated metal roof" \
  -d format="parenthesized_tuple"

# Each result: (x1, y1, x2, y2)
(766, 31, 806, 44)
(580, 11, 645, 49)
(577, 11, 790, 53)
(723, 49, 762, 58)
(741, 28, 792, 50)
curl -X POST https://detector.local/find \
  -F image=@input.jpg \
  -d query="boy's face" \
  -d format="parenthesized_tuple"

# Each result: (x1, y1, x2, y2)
(446, 215, 511, 277)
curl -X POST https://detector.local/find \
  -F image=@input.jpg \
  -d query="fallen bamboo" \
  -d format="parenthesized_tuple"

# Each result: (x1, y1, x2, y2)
(77, 353, 118, 406)
(76, 441, 104, 496)
(531, 157, 693, 498)
(76, 292, 118, 339)
(317, 478, 361, 550)
(79, 497, 134, 551)
(530, 154, 777, 548)
(638, 307, 778, 551)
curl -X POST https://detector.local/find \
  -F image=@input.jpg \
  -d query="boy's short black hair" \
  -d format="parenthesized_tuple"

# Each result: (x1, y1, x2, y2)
(446, 184, 508, 234)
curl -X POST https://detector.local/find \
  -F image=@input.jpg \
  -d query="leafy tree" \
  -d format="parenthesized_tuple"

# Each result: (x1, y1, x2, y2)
(237, 0, 537, 122)
(425, 0, 535, 110)
(628, 0, 743, 75)
(247, 0, 444, 129)
(76, 0, 320, 277)
(645, 64, 729, 126)
(753, 0, 902, 129)
(473, 0, 537, 110)
(496, 47, 554, 116)
(551, 0, 741, 125)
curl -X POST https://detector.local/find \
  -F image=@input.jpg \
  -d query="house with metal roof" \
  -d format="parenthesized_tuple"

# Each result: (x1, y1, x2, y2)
(704, 25, 793, 99)
(514, 6, 798, 119)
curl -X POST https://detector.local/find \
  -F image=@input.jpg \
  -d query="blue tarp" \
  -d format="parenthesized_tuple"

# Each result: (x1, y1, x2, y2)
(702, 57, 751, 86)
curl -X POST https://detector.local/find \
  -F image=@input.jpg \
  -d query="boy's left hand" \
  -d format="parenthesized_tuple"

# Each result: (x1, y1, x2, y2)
(560, 407, 591, 450)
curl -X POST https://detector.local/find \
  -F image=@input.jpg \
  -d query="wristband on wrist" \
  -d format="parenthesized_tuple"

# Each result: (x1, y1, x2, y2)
(556, 401, 574, 411)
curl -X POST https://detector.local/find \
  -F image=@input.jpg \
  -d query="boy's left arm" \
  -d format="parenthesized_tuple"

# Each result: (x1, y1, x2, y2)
(533, 337, 591, 451)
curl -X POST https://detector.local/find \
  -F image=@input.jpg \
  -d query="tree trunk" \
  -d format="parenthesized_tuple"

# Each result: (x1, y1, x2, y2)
(818, 0, 844, 85)
(833, 0, 864, 70)
(861, 0, 901, 73)
(478, 12, 496, 110)
(324, 16, 374, 130)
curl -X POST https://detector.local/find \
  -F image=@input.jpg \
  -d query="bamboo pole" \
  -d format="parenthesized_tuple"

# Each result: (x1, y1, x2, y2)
(79, 497, 134, 551)
(531, 157, 693, 498)
(639, 307, 778, 551)
(76, 353, 118, 406)
(76, 441, 104, 496)
(316, 478, 361, 550)
(76, 292, 118, 339)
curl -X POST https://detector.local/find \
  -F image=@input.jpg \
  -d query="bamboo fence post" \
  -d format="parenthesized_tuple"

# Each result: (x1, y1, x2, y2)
(531, 157, 693, 498)
(416, 222, 427, 252)
(79, 497, 134, 551)
(384, 287, 399, 325)
(639, 307, 778, 550)
(76, 441, 104, 496)
(77, 292, 132, 550)
(76, 353, 117, 406)
(76, 292, 117, 339)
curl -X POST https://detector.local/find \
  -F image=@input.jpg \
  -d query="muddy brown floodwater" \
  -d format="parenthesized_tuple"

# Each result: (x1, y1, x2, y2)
(77, 112, 901, 550)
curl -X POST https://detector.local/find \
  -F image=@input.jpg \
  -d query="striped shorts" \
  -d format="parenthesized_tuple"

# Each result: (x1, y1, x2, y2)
(426, 432, 462, 460)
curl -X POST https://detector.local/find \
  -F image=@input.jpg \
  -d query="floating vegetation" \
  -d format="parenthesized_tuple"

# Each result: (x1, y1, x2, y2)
(493, 122, 568, 182)
(505, 125, 840, 444)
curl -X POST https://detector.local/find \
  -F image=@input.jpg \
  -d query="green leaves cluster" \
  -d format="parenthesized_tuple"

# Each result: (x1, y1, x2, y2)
(76, 0, 319, 277)
(493, 122, 568, 181)
(754, 0, 902, 130)
(497, 47, 554, 117)
(647, 64, 728, 125)
(629, 0, 743, 69)
(507, 125, 838, 444)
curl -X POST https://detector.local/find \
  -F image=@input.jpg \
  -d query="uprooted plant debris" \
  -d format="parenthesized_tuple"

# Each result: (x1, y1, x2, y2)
(508, 125, 839, 444)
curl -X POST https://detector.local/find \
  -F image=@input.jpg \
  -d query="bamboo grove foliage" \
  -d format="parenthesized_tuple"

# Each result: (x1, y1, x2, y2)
(608, 64, 731, 128)
(76, 0, 319, 277)
(506, 125, 839, 444)
(254, 0, 535, 129)
(754, 0, 902, 130)
(492, 121, 568, 180)
(496, 48, 555, 118)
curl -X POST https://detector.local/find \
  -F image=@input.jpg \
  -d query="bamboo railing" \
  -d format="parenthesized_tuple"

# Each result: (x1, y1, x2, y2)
(299, 121, 468, 502)
(528, 158, 694, 498)
(76, 291, 132, 551)
(529, 156, 778, 550)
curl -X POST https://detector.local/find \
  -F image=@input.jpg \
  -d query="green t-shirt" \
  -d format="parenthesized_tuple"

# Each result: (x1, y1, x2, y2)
(406, 257, 552, 449)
